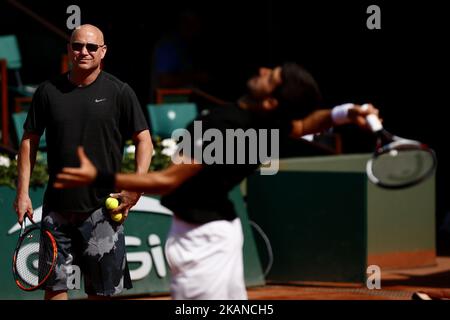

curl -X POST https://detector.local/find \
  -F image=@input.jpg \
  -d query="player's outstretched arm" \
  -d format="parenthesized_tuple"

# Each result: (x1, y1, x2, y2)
(54, 147, 202, 195)
(289, 103, 379, 138)
(14, 132, 41, 225)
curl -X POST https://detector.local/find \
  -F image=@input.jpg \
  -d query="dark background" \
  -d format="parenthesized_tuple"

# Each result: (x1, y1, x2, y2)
(1, 0, 449, 247)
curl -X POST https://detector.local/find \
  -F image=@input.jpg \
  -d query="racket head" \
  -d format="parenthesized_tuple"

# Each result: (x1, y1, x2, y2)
(366, 135, 437, 189)
(12, 225, 58, 291)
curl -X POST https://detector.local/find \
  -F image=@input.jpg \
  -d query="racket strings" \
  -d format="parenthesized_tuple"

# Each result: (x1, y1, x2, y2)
(38, 232, 57, 281)
(371, 148, 435, 187)
(14, 228, 56, 289)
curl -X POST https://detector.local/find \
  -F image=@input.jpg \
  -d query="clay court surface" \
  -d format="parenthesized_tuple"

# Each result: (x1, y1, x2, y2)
(129, 257, 450, 300)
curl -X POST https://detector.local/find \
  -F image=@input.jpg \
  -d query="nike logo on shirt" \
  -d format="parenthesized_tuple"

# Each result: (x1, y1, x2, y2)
(95, 98, 107, 103)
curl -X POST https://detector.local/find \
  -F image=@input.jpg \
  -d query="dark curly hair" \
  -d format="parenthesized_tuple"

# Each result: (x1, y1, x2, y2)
(272, 63, 322, 119)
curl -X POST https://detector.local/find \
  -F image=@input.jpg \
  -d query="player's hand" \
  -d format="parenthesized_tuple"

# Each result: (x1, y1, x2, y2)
(54, 147, 97, 189)
(108, 190, 142, 221)
(348, 103, 381, 130)
(13, 193, 33, 225)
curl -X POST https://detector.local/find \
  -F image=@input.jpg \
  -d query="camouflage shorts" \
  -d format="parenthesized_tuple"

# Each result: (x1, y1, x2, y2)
(39, 206, 132, 296)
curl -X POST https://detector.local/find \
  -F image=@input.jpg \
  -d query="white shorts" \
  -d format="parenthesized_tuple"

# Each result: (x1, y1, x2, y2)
(165, 216, 248, 300)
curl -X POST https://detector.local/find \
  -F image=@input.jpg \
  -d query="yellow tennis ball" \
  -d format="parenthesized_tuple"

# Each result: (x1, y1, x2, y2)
(111, 212, 123, 222)
(105, 197, 119, 210)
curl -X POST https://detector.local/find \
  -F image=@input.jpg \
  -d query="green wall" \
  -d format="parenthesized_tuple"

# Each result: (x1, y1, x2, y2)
(0, 185, 264, 300)
(247, 154, 436, 282)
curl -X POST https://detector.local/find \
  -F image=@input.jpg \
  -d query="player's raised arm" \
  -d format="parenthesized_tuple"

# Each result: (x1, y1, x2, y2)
(289, 103, 379, 139)
(54, 146, 202, 195)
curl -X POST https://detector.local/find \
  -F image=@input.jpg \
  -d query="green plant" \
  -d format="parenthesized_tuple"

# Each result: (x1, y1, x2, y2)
(122, 137, 173, 173)
(0, 153, 48, 189)
(0, 138, 175, 189)
(0, 156, 16, 189)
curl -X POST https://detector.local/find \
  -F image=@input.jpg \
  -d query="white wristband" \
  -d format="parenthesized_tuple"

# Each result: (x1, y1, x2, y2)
(331, 103, 354, 125)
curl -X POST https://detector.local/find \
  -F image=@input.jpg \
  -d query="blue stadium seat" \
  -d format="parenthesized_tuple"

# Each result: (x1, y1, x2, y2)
(0, 35, 37, 97)
(147, 103, 198, 139)
(12, 112, 46, 149)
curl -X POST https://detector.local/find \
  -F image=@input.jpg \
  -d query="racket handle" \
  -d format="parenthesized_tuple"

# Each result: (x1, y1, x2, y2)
(361, 104, 383, 132)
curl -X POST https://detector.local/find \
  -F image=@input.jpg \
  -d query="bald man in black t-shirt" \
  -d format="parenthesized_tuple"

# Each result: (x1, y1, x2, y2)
(14, 24, 153, 300)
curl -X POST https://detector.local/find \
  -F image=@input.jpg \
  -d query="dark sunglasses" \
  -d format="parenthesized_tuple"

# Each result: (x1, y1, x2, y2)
(71, 42, 105, 52)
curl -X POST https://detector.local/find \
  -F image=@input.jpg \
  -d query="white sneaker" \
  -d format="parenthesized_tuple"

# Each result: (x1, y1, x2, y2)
(412, 292, 432, 300)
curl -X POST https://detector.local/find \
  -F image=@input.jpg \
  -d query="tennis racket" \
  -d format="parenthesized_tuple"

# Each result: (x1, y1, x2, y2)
(12, 213, 58, 291)
(363, 104, 437, 189)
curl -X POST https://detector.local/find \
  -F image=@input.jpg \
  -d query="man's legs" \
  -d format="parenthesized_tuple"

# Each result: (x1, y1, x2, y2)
(40, 211, 76, 300)
(87, 294, 113, 300)
(41, 209, 131, 300)
(44, 290, 68, 300)
(44, 291, 112, 300)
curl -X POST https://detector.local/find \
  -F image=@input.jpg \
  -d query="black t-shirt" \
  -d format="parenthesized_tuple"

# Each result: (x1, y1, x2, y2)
(161, 104, 291, 224)
(24, 71, 148, 213)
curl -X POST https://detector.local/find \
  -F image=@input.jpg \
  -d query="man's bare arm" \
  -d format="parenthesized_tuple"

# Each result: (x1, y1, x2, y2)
(14, 132, 41, 224)
(54, 147, 203, 196)
(115, 161, 202, 195)
(289, 104, 379, 138)
(108, 129, 153, 218)
(132, 129, 153, 174)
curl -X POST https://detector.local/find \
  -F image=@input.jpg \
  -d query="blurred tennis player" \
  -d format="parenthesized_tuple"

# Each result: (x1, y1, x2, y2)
(54, 63, 378, 299)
